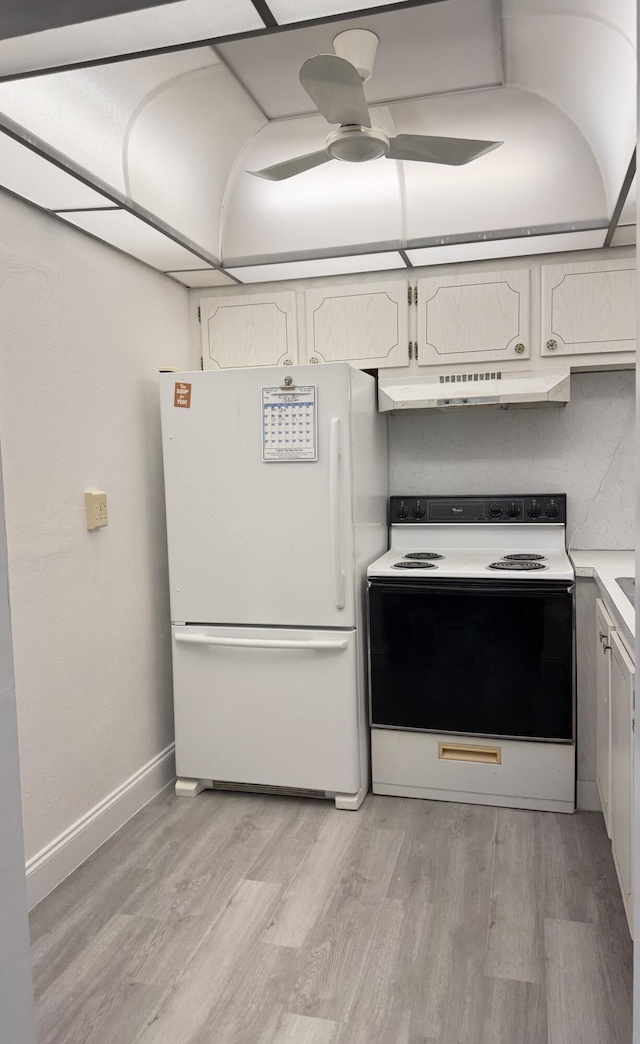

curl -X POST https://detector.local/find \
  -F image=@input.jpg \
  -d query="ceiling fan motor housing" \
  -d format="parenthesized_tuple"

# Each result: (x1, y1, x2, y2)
(332, 29, 379, 82)
(326, 125, 389, 163)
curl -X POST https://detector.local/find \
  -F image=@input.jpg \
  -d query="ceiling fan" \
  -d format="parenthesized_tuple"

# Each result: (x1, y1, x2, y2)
(248, 29, 503, 182)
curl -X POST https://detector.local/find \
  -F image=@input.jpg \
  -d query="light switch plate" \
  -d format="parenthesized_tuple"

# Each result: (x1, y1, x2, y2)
(85, 491, 108, 530)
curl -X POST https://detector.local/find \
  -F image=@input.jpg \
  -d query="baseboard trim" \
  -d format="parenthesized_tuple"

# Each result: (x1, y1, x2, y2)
(577, 779, 602, 812)
(26, 744, 175, 910)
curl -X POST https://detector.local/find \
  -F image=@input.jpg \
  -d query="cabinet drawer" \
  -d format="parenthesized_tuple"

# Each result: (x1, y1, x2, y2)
(371, 729, 575, 813)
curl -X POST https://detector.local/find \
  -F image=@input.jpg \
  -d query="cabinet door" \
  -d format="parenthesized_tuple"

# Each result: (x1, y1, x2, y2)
(417, 269, 530, 367)
(610, 630, 635, 933)
(541, 259, 636, 358)
(200, 291, 298, 370)
(595, 598, 615, 836)
(304, 281, 409, 369)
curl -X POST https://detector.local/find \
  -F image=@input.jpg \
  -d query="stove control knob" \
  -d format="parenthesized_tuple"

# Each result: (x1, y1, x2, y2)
(488, 503, 503, 518)
(412, 502, 426, 519)
(506, 502, 521, 519)
(545, 499, 560, 518)
(395, 502, 409, 519)
(527, 500, 542, 518)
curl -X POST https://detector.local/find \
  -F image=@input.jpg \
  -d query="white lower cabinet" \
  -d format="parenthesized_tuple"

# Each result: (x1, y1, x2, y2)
(609, 630, 635, 934)
(594, 602, 635, 935)
(595, 598, 615, 836)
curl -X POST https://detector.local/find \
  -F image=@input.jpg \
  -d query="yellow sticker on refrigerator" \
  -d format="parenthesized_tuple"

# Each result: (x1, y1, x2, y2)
(262, 386, 317, 462)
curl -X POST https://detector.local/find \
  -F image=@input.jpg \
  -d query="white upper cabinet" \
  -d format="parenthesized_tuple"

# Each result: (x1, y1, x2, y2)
(200, 291, 298, 370)
(304, 282, 410, 370)
(416, 270, 530, 367)
(541, 258, 636, 359)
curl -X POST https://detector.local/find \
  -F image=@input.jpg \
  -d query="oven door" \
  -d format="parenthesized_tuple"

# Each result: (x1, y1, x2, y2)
(369, 577, 574, 742)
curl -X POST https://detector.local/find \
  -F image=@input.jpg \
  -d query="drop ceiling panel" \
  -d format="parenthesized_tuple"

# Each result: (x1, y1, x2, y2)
(406, 229, 606, 266)
(397, 88, 607, 240)
(0, 0, 262, 78)
(58, 208, 213, 270)
(503, 9, 636, 212)
(619, 173, 636, 225)
(0, 133, 112, 209)
(167, 269, 237, 287)
(226, 251, 406, 283)
(223, 114, 402, 258)
(610, 225, 635, 247)
(269, 0, 439, 21)
(218, 0, 502, 119)
(0, 49, 218, 194)
(1, 1, 194, 40)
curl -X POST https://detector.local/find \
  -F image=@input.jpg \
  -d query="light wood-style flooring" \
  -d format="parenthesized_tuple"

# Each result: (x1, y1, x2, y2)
(30, 789, 632, 1044)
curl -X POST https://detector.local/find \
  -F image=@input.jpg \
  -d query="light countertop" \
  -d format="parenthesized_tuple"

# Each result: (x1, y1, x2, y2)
(570, 550, 635, 645)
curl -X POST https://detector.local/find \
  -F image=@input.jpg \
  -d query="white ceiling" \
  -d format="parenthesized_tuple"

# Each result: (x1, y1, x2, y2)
(58, 208, 216, 269)
(503, 0, 636, 212)
(0, 132, 113, 210)
(0, 48, 218, 194)
(217, 0, 503, 119)
(0, 0, 634, 285)
(225, 251, 407, 282)
(267, 0, 432, 24)
(0, 0, 467, 79)
(397, 88, 605, 237)
(406, 229, 607, 266)
(0, 0, 262, 79)
(223, 86, 605, 261)
(620, 174, 636, 225)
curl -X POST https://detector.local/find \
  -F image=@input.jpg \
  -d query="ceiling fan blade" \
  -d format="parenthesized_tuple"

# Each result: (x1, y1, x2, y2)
(387, 134, 503, 166)
(300, 54, 371, 128)
(248, 149, 333, 182)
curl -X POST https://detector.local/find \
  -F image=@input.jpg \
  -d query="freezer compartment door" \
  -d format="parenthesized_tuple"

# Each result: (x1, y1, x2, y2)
(160, 365, 355, 627)
(172, 624, 361, 795)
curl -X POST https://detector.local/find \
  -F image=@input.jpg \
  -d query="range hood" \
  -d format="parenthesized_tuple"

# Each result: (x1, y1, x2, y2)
(377, 370, 571, 412)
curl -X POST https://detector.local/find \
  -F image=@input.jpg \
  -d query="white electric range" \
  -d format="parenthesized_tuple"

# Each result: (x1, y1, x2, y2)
(367, 494, 576, 814)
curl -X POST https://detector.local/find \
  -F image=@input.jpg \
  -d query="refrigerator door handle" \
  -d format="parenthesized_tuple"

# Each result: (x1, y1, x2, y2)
(174, 633, 348, 651)
(329, 417, 345, 610)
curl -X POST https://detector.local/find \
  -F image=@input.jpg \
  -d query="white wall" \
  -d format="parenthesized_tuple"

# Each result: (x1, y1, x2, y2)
(0, 441, 35, 1041)
(0, 190, 196, 872)
(390, 370, 635, 550)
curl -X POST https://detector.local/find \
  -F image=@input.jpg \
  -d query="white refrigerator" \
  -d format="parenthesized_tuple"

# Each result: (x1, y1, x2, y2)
(160, 363, 388, 809)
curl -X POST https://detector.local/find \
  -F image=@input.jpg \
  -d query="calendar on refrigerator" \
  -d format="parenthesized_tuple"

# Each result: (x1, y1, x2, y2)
(262, 386, 317, 462)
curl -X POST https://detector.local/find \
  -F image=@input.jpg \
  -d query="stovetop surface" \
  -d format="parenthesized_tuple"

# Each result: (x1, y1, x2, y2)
(368, 546, 574, 581)
(369, 496, 573, 582)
